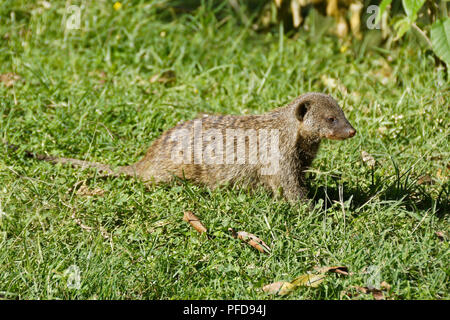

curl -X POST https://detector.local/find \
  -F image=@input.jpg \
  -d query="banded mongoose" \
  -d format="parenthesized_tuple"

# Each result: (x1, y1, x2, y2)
(11, 92, 356, 203)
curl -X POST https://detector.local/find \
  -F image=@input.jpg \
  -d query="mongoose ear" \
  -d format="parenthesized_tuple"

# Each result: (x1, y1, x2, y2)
(295, 101, 310, 121)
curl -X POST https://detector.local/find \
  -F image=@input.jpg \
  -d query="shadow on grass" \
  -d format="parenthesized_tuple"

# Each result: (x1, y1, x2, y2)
(310, 178, 449, 218)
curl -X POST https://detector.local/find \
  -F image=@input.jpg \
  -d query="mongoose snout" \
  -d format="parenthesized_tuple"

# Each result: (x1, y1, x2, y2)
(297, 93, 357, 141)
(324, 121, 356, 140)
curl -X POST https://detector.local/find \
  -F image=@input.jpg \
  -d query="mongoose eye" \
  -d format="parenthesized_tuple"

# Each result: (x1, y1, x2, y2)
(327, 117, 337, 124)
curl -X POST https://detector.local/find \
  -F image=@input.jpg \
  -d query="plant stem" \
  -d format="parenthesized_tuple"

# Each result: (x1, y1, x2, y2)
(411, 23, 433, 49)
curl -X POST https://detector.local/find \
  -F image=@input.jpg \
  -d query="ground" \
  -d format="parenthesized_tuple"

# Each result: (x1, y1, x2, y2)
(0, 1, 448, 299)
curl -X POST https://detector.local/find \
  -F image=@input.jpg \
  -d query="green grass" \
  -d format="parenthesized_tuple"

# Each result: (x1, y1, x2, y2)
(0, 0, 448, 299)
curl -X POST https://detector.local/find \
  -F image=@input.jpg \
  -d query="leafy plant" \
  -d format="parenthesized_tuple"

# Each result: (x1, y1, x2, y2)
(378, 0, 450, 66)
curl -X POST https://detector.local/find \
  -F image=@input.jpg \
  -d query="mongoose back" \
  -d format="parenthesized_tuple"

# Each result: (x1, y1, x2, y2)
(12, 92, 356, 203)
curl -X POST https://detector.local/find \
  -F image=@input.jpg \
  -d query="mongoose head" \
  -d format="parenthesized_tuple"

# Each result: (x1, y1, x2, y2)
(294, 92, 356, 141)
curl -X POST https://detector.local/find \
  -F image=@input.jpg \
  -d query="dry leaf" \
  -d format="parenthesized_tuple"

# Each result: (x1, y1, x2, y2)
(183, 211, 207, 234)
(229, 228, 271, 253)
(371, 289, 385, 300)
(150, 70, 176, 84)
(417, 175, 434, 185)
(352, 285, 368, 294)
(380, 281, 391, 291)
(263, 274, 325, 296)
(291, 274, 326, 288)
(361, 151, 375, 167)
(314, 266, 349, 276)
(263, 281, 295, 295)
(436, 168, 448, 181)
(435, 231, 445, 241)
(263, 281, 292, 295)
(0, 73, 21, 87)
(348, 285, 386, 300)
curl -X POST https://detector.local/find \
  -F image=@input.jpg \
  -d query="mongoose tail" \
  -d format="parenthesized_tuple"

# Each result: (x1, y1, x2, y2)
(5, 142, 135, 177)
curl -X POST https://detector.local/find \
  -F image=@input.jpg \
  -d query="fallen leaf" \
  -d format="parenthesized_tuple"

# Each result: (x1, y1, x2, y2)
(291, 274, 326, 288)
(183, 211, 207, 234)
(314, 266, 349, 276)
(0, 73, 21, 87)
(229, 228, 271, 253)
(380, 281, 391, 291)
(435, 231, 446, 241)
(262, 281, 295, 295)
(417, 175, 434, 185)
(436, 168, 448, 181)
(150, 70, 176, 84)
(352, 285, 368, 294)
(347, 285, 386, 300)
(371, 289, 385, 300)
(361, 151, 375, 167)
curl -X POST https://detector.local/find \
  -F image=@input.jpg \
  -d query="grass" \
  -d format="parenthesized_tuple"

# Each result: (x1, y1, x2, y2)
(0, 0, 448, 300)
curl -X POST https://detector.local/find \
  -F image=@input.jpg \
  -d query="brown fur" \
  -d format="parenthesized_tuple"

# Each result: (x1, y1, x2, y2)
(13, 92, 356, 203)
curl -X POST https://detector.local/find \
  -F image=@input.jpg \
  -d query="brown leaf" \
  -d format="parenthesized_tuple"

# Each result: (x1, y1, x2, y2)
(371, 289, 385, 300)
(435, 231, 446, 241)
(0, 73, 21, 87)
(349, 285, 386, 300)
(183, 211, 207, 234)
(229, 228, 271, 253)
(314, 266, 349, 276)
(353, 285, 368, 294)
(436, 168, 448, 182)
(262, 281, 295, 295)
(150, 70, 176, 84)
(417, 175, 434, 185)
(380, 281, 391, 291)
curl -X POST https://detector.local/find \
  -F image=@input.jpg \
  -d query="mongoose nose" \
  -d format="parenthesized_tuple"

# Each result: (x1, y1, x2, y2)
(348, 128, 356, 137)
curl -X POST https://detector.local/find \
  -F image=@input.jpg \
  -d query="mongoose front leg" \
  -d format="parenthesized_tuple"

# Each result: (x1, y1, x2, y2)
(278, 171, 310, 204)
